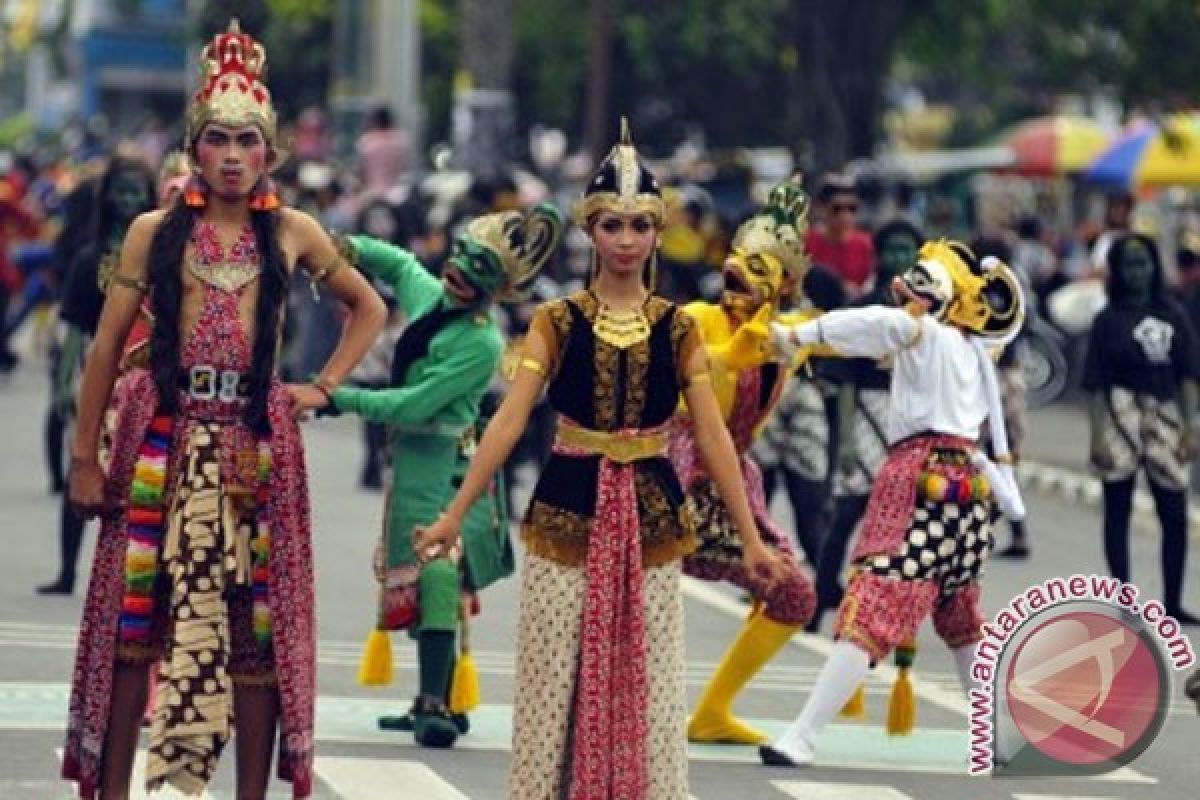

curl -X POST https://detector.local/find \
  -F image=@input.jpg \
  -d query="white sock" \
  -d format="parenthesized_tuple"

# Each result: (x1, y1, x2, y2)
(779, 640, 870, 748)
(952, 644, 978, 696)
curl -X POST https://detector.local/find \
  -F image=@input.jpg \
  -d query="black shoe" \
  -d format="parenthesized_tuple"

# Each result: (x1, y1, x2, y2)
(994, 542, 1031, 560)
(379, 708, 469, 735)
(759, 744, 800, 767)
(412, 695, 459, 748)
(1165, 607, 1200, 626)
(378, 712, 415, 732)
(36, 579, 73, 595)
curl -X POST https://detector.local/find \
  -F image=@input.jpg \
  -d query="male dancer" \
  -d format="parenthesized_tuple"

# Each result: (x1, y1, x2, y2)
(670, 181, 819, 745)
(64, 20, 386, 798)
(333, 204, 562, 748)
(762, 240, 1025, 766)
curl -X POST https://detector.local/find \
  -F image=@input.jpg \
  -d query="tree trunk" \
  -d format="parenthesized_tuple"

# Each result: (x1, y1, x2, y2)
(786, 0, 927, 177)
(582, 0, 615, 165)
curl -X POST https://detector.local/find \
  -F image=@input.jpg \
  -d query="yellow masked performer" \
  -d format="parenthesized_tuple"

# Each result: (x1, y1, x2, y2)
(667, 180, 824, 745)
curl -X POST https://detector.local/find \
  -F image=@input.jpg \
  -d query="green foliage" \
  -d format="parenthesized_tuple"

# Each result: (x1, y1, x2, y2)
(513, 0, 588, 132)
(420, 0, 459, 144)
(899, 0, 1200, 141)
(267, 0, 334, 21)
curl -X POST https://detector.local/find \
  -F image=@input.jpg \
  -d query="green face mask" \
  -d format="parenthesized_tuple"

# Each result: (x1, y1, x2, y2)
(878, 235, 918, 282)
(447, 235, 505, 298)
(108, 174, 150, 225)
(1118, 240, 1155, 303)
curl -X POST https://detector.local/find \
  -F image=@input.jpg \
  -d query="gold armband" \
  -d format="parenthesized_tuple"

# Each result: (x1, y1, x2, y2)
(686, 372, 712, 386)
(97, 252, 149, 294)
(311, 256, 348, 283)
(109, 271, 150, 293)
(519, 357, 548, 378)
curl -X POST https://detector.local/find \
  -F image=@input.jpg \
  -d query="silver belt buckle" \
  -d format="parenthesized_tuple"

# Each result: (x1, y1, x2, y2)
(190, 365, 217, 400)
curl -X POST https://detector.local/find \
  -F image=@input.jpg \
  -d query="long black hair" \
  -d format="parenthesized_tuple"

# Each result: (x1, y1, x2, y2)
(148, 200, 289, 435)
(89, 157, 156, 252)
(1105, 232, 1166, 307)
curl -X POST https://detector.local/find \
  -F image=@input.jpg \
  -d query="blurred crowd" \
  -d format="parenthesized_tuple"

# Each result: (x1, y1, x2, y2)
(7, 105, 1200, 581)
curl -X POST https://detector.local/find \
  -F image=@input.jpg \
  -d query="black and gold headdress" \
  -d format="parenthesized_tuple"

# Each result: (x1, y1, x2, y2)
(573, 117, 665, 225)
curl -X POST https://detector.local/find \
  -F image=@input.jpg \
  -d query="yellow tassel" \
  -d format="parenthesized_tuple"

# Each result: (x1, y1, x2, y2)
(357, 629, 393, 687)
(886, 666, 916, 735)
(449, 650, 481, 713)
(839, 684, 866, 718)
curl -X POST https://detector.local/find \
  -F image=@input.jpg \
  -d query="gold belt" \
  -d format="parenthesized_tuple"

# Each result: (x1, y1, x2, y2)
(554, 422, 668, 464)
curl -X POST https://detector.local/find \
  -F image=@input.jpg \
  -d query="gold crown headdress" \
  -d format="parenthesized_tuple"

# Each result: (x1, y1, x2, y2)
(573, 117, 665, 225)
(729, 177, 813, 301)
(186, 19, 277, 145)
(455, 203, 564, 304)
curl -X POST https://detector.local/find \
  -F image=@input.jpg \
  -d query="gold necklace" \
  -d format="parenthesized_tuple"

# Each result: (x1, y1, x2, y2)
(592, 295, 651, 348)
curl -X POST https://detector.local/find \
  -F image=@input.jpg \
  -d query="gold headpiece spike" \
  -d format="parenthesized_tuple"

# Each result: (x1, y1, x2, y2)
(620, 116, 632, 146)
(229, 18, 241, 33)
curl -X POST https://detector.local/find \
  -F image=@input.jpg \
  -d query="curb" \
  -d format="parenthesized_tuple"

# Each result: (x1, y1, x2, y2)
(1017, 459, 1200, 540)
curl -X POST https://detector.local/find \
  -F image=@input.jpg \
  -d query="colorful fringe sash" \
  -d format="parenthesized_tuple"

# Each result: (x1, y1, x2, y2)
(118, 413, 173, 645)
(118, 419, 273, 648)
(554, 422, 666, 800)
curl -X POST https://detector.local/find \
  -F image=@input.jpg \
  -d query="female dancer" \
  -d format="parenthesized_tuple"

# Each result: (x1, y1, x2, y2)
(416, 120, 782, 800)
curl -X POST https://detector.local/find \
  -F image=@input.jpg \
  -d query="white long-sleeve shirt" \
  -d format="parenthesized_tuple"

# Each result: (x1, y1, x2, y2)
(795, 306, 987, 444)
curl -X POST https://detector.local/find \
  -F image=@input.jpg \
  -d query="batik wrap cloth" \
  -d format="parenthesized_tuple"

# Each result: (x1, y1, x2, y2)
(834, 433, 992, 664)
(62, 370, 315, 799)
(552, 419, 671, 800)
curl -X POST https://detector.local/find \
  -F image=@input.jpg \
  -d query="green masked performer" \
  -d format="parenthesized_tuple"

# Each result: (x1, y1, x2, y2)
(334, 204, 564, 748)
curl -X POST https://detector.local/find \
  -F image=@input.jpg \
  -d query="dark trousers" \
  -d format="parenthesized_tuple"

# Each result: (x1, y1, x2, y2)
(818, 492, 869, 608)
(1102, 476, 1190, 612)
(762, 466, 830, 564)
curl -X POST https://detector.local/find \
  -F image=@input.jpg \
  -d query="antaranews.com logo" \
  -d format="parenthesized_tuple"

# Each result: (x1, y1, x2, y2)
(968, 574, 1194, 777)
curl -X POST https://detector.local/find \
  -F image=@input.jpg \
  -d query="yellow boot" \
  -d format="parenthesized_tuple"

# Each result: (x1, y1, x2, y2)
(688, 609, 801, 744)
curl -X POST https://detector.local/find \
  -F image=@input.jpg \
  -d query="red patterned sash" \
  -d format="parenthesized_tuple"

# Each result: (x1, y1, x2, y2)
(553, 420, 670, 800)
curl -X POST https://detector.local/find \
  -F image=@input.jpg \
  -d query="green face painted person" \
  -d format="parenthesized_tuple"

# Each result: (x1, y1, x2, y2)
(1111, 236, 1157, 306)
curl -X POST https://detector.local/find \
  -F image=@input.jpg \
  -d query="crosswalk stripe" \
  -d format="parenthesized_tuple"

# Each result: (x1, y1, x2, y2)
(315, 756, 469, 799)
(771, 781, 913, 799)
(14, 684, 1150, 784)
(1011, 795, 1121, 800)
(56, 748, 211, 800)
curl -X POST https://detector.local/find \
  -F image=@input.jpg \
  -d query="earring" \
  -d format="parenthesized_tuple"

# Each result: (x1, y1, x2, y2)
(248, 176, 281, 211)
(183, 172, 208, 208)
(646, 249, 659, 293)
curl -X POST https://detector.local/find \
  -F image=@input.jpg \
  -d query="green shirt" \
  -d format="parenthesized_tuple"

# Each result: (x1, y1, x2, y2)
(332, 235, 504, 428)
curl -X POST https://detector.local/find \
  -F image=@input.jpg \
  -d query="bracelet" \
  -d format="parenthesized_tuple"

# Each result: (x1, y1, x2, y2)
(311, 377, 336, 405)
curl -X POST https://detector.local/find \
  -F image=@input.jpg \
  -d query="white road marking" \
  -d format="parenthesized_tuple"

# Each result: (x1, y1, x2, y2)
(314, 755, 470, 800)
(771, 781, 913, 799)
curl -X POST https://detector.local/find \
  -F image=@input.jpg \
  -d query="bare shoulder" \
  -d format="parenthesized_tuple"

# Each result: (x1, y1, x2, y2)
(278, 206, 324, 242)
(128, 209, 169, 241)
(118, 210, 169, 277)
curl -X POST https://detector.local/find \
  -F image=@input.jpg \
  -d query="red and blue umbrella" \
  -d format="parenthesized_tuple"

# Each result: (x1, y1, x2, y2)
(1086, 113, 1200, 188)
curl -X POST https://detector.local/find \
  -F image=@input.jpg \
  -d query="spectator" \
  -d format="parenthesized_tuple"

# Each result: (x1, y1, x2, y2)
(805, 173, 875, 298)
(357, 106, 411, 194)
